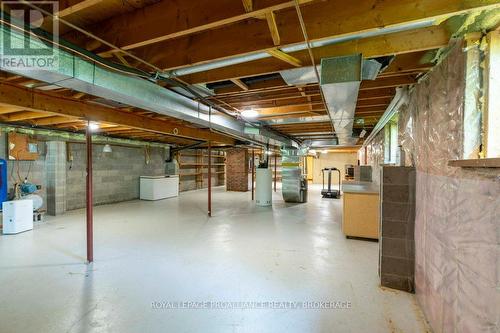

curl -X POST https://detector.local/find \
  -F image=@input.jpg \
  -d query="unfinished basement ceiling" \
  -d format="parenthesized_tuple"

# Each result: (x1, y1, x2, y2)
(0, 0, 498, 148)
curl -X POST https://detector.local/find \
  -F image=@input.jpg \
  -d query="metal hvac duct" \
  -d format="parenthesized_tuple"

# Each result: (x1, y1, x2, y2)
(319, 54, 381, 146)
(0, 23, 292, 147)
(166, 20, 435, 78)
(281, 146, 308, 203)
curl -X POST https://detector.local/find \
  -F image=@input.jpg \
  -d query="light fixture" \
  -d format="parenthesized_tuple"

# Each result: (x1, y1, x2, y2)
(88, 122, 100, 131)
(360, 129, 367, 138)
(241, 109, 258, 118)
(103, 144, 112, 153)
(265, 150, 273, 155)
(321, 149, 328, 154)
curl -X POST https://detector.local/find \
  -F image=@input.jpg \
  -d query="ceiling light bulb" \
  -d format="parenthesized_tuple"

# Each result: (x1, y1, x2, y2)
(103, 144, 112, 153)
(88, 122, 100, 131)
(241, 109, 258, 118)
(321, 149, 328, 154)
(265, 150, 273, 155)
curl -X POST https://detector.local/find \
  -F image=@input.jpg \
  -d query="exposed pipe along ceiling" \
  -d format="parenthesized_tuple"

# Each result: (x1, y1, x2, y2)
(1, 1, 494, 152)
(1, 2, 499, 331)
(0, 1, 441, 151)
(0, 9, 296, 148)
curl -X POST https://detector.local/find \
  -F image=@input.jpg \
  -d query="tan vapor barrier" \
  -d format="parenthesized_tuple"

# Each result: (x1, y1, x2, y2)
(367, 40, 500, 332)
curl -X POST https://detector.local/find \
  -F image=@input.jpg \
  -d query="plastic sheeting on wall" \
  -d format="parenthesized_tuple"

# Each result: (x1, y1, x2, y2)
(406, 40, 499, 333)
(367, 39, 500, 332)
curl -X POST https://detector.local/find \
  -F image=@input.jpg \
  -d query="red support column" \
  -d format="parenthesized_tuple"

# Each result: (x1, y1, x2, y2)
(86, 121, 93, 263)
(274, 153, 277, 192)
(208, 141, 212, 217)
(251, 149, 255, 200)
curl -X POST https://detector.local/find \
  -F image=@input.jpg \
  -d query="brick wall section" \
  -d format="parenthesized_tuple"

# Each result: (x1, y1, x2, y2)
(226, 148, 248, 192)
(66, 143, 166, 210)
(380, 166, 416, 292)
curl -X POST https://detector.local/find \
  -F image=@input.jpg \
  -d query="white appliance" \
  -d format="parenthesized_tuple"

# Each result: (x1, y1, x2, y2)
(255, 168, 272, 207)
(2, 200, 33, 234)
(140, 175, 179, 200)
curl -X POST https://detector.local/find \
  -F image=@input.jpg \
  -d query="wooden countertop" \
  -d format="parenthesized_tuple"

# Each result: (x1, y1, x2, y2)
(342, 182, 379, 194)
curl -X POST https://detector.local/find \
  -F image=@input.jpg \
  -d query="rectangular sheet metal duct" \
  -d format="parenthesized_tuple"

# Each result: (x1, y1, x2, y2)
(0, 24, 292, 146)
(319, 54, 381, 146)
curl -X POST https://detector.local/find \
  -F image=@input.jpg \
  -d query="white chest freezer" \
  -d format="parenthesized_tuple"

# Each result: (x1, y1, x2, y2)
(2, 199, 33, 234)
(140, 175, 179, 200)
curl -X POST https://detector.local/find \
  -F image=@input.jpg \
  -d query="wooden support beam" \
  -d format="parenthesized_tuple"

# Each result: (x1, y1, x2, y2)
(1, 111, 54, 122)
(185, 25, 448, 84)
(0, 106, 24, 114)
(259, 112, 323, 120)
(99, 0, 500, 71)
(231, 97, 323, 109)
(34, 116, 79, 126)
(267, 49, 301, 67)
(214, 73, 414, 95)
(0, 83, 234, 144)
(266, 11, 281, 46)
(242, 0, 253, 13)
(256, 104, 317, 116)
(357, 97, 393, 107)
(72, 92, 86, 99)
(56, 0, 103, 17)
(230, 78, 249, 91)
(114, 53, 131, 67)
(80, 0, 314, 57)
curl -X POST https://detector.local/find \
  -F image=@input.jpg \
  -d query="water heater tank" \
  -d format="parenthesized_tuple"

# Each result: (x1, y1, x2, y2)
(255, 167, 272, 207)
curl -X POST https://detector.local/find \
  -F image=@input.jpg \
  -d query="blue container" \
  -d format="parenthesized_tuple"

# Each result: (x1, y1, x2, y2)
(0, 159, 7, 203)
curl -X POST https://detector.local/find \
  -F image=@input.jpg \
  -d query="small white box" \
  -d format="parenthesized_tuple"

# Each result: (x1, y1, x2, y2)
(2, 200, 33, 234)
(140, 175, 179, 200)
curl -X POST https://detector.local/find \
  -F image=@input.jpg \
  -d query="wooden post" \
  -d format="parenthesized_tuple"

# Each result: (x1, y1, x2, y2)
(208, 141, 212, 217)
(86, 121, 93, 263)
(274, 153, 277, 192)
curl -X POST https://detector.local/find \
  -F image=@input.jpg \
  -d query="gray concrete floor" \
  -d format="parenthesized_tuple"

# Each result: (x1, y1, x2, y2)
(0, 184, 429, 333)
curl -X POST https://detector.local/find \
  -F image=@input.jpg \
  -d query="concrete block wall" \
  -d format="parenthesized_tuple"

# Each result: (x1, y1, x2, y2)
(45, 141, 67, 215)
(226, 148, 248, 192)
(380, 166, 416, 292)
(66, 143, 166, 210)
(0, 129, 227, 214)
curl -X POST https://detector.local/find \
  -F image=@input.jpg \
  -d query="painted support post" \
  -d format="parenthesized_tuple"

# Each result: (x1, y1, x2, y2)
(86, 121, 93, 263)
(274, 153, 277, 192)
(208, 141, 212, 217)
(251, 149, 255, 200)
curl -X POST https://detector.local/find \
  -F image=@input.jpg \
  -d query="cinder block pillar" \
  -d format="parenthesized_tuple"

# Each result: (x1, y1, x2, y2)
(225, 148, 248, 192)
(45, 141, 67, 215)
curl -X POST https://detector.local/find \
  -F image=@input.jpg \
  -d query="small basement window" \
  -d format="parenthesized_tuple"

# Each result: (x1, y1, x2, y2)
(451, 31, 500, 168)
(482, 30, 500, 158)
(384, 116, 398, 164)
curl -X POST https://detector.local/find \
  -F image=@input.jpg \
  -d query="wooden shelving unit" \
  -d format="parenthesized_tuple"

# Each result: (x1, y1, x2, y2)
(248, 150, 282, 191)
(269, 154, 282, 182)
(177, 149, 226, 191)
